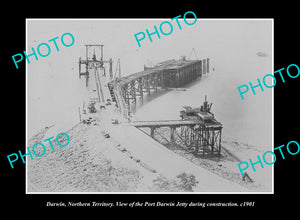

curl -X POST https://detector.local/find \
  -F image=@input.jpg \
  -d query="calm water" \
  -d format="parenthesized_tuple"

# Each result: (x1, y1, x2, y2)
(133, 55, 272, 148)
(27, 19, 272, 149)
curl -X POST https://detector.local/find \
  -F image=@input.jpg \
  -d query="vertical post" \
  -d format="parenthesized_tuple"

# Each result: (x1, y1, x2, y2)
(119, 58, 121, 79)
(204, 128, 208, 155)
(211, 129, 214, 155)
(103, 67, 106, 77)
(150, 127, 155, 138)
(194, 65, 196, 78)
(147, 77, 151, 94)
(155, 74, 158, 92)
(126, 85, 130, 106)
(184, 126, 187, 145)
(191, 126, 195, 149)
(122, 84, 129, 105)
(195, 128, 199, 155)
(100, 45, 104, 61)
(85, 46, 89, 77)
(170, 127, 175, 143)
(86, 46, 88, 62)
(202, 129, 205, 154)
(207, 129, 210, 154)
(109, 58, 113, 79)
(200, 60, 202, 76)
(203, 128, 205, 156)
(78, 107, 81, 122)
(173, 72, 175, 87)
(131, 81, 136, 103)
(138, 78, 143, 99)
(207, 58, 209, 73)
(218, 129, 222, 155)
(188, 127, 191, 146)
(79, 57, 81, 78)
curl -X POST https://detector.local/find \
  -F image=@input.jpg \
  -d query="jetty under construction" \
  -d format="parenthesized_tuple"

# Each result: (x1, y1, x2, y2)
(78, 45, 222, 156)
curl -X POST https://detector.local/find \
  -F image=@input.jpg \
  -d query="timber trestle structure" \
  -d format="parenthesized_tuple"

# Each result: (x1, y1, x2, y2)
(107, 58, 223, 156)
(130, 119, 222, 156)
(108, 58, 209, 113)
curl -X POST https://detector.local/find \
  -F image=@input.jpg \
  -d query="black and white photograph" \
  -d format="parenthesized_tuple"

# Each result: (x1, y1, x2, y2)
(25, 19, 273, 193)
(2, 4, 299, 212)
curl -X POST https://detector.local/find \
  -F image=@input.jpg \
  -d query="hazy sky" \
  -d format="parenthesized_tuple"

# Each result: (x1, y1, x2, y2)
(26, 19, 272, 76)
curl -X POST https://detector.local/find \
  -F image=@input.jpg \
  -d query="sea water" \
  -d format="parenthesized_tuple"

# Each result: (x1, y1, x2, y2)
(133, 54, 272, 149)
(27, 19, 272, 150)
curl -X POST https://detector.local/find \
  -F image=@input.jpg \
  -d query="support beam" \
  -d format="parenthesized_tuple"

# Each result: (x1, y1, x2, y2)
(150, 127, 155, 138)
(170, 127, 175, 143)
(218, 129, 222, 155)
(86, 45, 88, 63)
(130, 121, 222, 156)
(79, 58, 81, 78)
(207, 58, 209, 73)
(138, 78, 143, 99)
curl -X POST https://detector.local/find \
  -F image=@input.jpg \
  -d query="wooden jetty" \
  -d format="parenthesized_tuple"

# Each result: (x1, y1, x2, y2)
(108, 58, 209, 111)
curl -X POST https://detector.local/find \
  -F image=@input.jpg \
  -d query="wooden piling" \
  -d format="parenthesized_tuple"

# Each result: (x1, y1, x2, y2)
(78, 107, 81, 122)
(170, 127, 175, 143)
(150, 127, 155, 138)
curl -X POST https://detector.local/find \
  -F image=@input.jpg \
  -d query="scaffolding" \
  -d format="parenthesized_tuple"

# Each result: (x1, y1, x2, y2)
(78, 44, 113, 86)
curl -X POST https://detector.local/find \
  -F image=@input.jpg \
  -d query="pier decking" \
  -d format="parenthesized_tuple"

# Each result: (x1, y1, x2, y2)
(108, 58, 208, 110)
(106, 57, 222, 156)
(78, 47, 221, 156)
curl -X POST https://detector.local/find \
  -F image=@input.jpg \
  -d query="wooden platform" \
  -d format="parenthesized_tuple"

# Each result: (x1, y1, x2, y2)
(129, 119, 222, 128)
